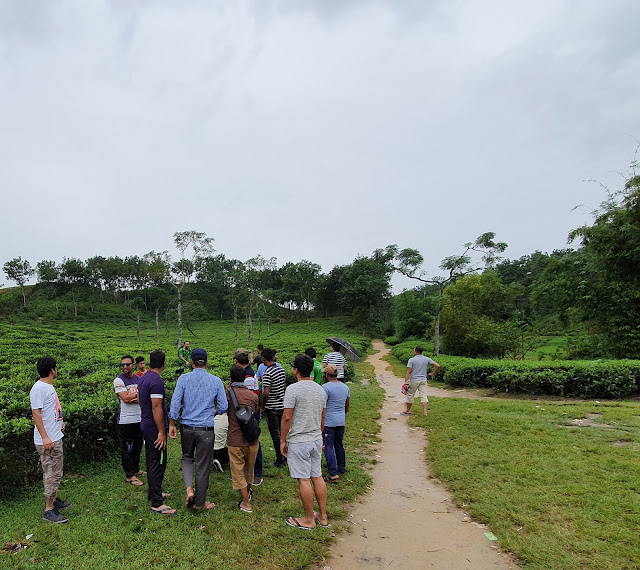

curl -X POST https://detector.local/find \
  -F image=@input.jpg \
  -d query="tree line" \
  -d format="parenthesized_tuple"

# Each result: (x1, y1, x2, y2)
(4, 161, 639, 359)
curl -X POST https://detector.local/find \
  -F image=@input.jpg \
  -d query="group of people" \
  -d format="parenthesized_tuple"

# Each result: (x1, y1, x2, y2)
(29, 341, 352, 530)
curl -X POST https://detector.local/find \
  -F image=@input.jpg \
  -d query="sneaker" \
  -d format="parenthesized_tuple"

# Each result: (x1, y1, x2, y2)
(212, 459, 224, 473)
(54, 497, 72, 510)
(43, 508, 68, 524)
(253, 476, 263, 486)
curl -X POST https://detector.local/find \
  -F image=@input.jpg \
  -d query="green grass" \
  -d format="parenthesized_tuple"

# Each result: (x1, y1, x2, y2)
(408, 397, 640, 569)
(0, 359, 384, 569)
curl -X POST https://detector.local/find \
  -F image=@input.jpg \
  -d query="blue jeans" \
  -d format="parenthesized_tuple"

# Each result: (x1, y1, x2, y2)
(323, 426, 345, 478)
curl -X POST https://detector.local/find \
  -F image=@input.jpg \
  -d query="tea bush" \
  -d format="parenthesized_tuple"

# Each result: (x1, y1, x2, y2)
(389, 339, 640, 398)
(0, 317, 367, 497)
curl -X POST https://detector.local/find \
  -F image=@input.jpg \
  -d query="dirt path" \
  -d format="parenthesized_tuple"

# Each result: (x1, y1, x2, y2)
(325, 341, 518, 569)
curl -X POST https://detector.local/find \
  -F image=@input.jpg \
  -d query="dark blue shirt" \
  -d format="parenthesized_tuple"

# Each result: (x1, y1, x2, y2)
(138, 370, 168, 432)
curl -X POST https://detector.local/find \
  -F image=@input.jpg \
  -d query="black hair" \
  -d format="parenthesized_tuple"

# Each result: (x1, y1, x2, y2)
(121, 354, 134, 363)
(261, 348, 276, 362)
(135, 356, 145, 364)
(37, 356, 57, 378)
(230, 365, 246, 383)
(293, 354, 314, 377)
(304, 347, 317, 359)
(257, 344, 264, 350)
(332, 343, 341, 352)
(415, 346, 424, 354)
(149, 350, 166, 369)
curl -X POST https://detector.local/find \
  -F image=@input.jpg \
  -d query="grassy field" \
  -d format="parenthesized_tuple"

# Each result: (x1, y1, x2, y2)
(0, 319, 384, 569)
(406, 396, 640, 569)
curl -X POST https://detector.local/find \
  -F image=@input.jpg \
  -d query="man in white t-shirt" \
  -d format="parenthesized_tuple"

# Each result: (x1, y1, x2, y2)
(402, 346, 440, 416)
(30, 356, 72, 523)
(114, 354, 145, 486)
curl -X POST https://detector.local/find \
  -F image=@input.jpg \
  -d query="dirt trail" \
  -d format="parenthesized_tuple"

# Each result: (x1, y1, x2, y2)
(326, 341, 517, 569)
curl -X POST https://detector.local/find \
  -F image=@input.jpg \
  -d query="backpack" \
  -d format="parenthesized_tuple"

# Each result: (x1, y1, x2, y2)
(227, 387, 261, 444)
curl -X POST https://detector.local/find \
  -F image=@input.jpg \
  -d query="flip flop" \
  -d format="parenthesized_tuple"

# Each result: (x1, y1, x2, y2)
(238, 501, 253, 513)
(324, 476, 339, 483)
(400, 412, 412, 416)
(162, 492, 171, 499)
(125, 477, 144, 486)
(186, 495, 195, 508)
(134, 471, 147, 477)
(285, 516, 313, 530)
(314, 512, 329, 528)
(193, 502, 215, 510)
(151, 506, 176, 516)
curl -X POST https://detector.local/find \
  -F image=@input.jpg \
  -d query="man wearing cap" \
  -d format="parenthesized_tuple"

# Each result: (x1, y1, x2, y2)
(234, 348, 263, 485)
(169, 348, 227, 509)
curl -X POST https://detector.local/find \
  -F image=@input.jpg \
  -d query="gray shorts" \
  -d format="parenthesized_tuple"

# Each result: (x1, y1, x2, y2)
(287, 440, 323, 479)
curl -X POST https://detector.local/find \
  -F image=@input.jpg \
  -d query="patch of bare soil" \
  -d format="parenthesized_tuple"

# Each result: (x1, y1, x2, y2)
(325, 341, 518, 569)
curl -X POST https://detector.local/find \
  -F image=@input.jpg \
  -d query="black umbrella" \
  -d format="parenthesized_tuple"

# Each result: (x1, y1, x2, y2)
(325, 337, 361, 361)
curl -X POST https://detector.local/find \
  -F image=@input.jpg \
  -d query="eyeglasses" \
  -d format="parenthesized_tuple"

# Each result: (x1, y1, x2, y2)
(120, 362, 133, 367)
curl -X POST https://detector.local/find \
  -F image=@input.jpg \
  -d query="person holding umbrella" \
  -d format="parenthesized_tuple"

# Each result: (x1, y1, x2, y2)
(322, 342, 348, 381)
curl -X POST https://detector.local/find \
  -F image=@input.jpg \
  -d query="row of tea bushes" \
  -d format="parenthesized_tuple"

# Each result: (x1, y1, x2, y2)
(390, 341, 640, 399)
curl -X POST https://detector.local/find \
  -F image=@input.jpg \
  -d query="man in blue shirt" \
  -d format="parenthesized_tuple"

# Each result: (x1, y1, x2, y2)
(169, 348, 227, 510)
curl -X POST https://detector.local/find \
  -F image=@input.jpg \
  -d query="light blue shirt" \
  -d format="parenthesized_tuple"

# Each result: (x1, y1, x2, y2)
(322, 381, 350, 427)
(169, 367, 228, 427)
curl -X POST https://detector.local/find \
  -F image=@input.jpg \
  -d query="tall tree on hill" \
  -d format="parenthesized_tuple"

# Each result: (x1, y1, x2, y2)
(244, 255, 277, 344)
(282, 260, 321, 330)
(60, 258, 88, 316)
(36, 260, 59, 284)
(391, 232, 508, 355)
(171, 231, 215, 347)
(3, 257, 34, 307)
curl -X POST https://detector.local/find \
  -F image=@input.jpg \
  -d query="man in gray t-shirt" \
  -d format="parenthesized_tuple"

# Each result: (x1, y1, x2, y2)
(280, 354, 329, 530)
(402, 346, 440, 416)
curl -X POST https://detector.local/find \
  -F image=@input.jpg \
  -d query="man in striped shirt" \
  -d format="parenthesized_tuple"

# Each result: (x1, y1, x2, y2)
(260, 348, 287, 467)
(322, 343, 348, 381)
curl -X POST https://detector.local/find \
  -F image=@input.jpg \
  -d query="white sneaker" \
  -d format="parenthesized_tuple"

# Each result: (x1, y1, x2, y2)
(212, 459, 223, 473)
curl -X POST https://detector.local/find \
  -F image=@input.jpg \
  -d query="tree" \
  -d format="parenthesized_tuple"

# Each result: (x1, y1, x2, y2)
(564, 162, 640, 357)
(171, 231, 215, 347)
(439, 272, 521, 357)
(392, 232, 508, 355)
(281, 260, 321, 330)
(3, 257, 34, 306)
(36, 260, 59, 284)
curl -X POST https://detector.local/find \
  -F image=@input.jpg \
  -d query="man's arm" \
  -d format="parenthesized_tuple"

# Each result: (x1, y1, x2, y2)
(169, 418, 178, 439)
(345, 397, 350, 414)
(115, 379, 138, 403)
(151, 398, 166, 450)
(320, 407, 326, 433)
(404, 366, 413, 382)
(280, 408, 293, 458)
(168, 378, 184, 422)
(261, 386, 270, 414)
(32, 408, 54, 450)
(215, 380, 228, 416)
(429, 362, 441, 378)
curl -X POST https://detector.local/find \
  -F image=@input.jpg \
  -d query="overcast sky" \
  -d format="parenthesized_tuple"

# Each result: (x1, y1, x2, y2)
(1, 0, 639, 291)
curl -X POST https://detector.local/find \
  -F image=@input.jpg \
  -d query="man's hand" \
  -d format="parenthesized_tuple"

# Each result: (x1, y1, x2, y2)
(42, 436, 54, 451)
(168, 425, 177, 439)
(154, 432, 167, 450)
(61, 422, 66, 433)
(280, 441, 288, 458)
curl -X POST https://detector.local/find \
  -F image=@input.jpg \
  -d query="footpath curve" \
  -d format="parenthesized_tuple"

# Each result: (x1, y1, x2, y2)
(325, 340, 517, 569)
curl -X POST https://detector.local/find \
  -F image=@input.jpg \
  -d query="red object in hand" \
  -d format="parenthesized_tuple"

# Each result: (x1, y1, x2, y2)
(401, 383, 409, 395)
